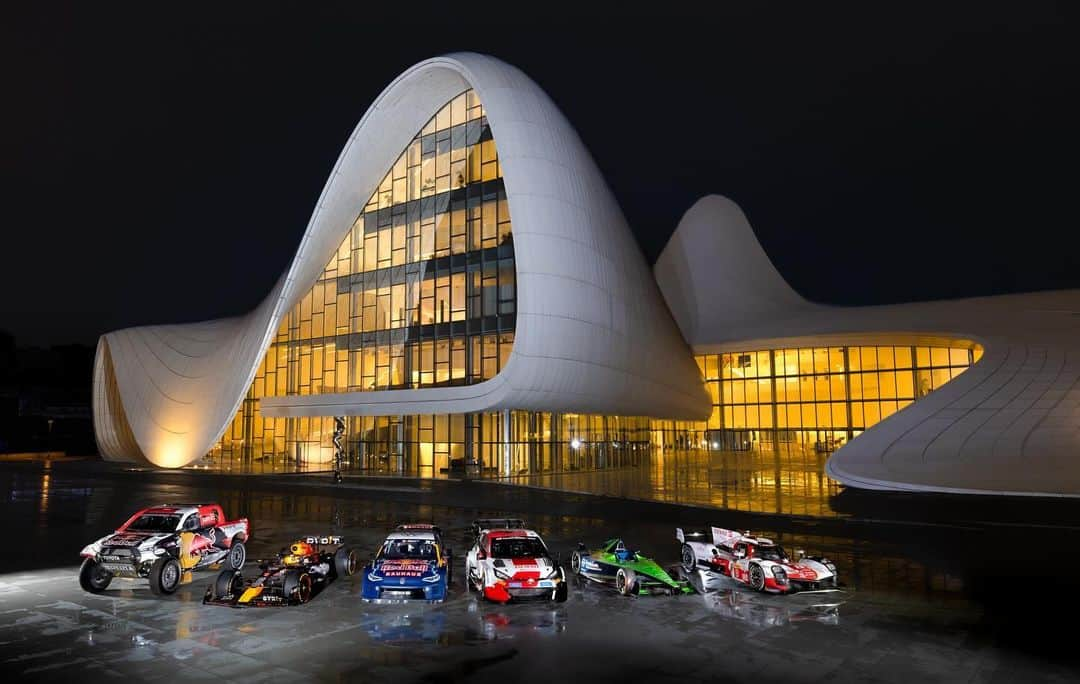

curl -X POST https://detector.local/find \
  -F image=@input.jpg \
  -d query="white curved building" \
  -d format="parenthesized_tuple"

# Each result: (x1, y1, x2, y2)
(93, 54, 1080, 497)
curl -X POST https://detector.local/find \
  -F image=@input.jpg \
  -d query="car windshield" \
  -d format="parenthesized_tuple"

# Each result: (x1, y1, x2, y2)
(754, 545, 788, 562)
(491, 538, 547, 559)
(126, 514, 180, 533)
(380, 539, 437, 560)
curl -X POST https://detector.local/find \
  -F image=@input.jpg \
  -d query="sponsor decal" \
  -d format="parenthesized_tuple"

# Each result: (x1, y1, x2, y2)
(378, 560, 431, 578)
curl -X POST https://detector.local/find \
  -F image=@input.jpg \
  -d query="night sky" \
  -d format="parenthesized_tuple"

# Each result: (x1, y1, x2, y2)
(3, 4, 1079, 346)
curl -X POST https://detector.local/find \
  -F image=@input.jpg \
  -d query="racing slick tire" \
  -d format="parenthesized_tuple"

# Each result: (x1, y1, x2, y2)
(570, 550, 583, 575)
(334, 546, 360, 577)
(284, 570, 313, 604)
(616, 568, 637, 596)
(78, 558, 113, 594)
(680, 543, 696, 574)
(149, 557, 182, 595)
(226, 540, 246, 571)
(213, 569, 242, 600)
(749, 564, 766, 592)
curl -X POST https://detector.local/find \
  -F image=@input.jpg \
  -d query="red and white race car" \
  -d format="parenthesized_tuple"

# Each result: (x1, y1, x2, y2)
(677, 527, 837, 594)
(465, 519, 568, 603)
(80, 503, 250, 595)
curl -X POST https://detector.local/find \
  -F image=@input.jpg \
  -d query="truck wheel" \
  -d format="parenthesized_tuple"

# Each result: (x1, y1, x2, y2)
(226, 540, 246, 570)
(680, 544, 696, 573)
(334, 547, 359, 577)
(749, 564, 766, 592)
(149, 557, 181, 595)
(616, 568, 637, 596)
(213, 569, 242, 599)
(79, 558, 113, 593)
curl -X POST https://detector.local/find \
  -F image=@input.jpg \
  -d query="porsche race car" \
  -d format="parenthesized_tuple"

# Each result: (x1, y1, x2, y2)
(79, 503, 249, 595)
(465, 519, 568, 603)
(677, 527, 837, 593)
(203, 535, 359, 607)
(570, 538, 691, 596)
(361, 524, 451, 603)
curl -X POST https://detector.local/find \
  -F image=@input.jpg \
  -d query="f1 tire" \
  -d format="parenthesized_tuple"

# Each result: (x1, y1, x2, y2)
(616, 568, 637, 596)
(334, 547, 359, 577)
(749, 564, 766, 592)
(226, 540, 246, 571)
(570, 551, 583, 575)
(213, 569, 242, 600)
(680, 543, 696, 574)
(149, 557, 182, 595)
(79, 558, 113, 594)
(284, 570, 313, 604)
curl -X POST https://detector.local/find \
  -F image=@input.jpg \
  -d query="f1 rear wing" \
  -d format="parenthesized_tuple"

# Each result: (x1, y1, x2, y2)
(303, 535, 344, 547)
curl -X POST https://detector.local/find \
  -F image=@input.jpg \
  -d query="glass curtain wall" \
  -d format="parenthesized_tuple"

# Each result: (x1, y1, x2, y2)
(655, 343, 983, 454)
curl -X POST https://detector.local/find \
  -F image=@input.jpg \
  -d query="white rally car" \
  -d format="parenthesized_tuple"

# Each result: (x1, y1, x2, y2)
(465, 519, 568, 603)
(677, 527, 837, 594)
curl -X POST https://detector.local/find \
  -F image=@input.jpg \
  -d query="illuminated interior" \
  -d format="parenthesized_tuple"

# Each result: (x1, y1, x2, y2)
(204, 92, 984, 478)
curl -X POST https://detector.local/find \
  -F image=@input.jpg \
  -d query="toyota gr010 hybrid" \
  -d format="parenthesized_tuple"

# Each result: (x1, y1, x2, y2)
(678, 527, 837, 593)
(204, 535, 359, 607)
(361, 524, 452, 603)
(79, 503, 249, 595)
(570, 538, 691, 596)
(465, 519, 568, 603)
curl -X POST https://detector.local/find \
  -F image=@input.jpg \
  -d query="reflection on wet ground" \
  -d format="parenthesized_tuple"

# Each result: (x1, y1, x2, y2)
(2, 461, 1080, 681)
(499, 447, 842, 517)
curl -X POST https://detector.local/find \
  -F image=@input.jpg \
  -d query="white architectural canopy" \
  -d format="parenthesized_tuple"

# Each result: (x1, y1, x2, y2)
(93, 53, 709, 469)
(656, 195, 1080, 497)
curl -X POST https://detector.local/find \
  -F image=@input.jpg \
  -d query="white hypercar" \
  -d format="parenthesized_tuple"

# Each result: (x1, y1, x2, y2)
(677, 527, 837, 594)
(465, 519, 568, 603)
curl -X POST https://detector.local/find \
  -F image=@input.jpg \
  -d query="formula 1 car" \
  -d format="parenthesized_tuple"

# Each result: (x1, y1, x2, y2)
(465, 519, 568, 603)
(570, 538, 692, 596)
(79, 503, 249, 595)
(677, 527, 837, 593)
(203, 535, 359, 607)
(361, 524, 452, 603)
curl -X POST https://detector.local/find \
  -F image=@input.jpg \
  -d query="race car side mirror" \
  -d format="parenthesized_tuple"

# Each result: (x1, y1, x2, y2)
(477, 551, 486, 560)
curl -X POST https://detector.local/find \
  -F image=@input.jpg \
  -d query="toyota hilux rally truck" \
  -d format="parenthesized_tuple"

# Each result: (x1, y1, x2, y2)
(465, 519, 568, 603)
(79, 503, 249, 595)
(677, 527, 837, 593)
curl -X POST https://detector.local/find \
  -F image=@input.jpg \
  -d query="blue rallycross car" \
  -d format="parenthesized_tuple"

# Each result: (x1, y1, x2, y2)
(361, 524, 452, 603)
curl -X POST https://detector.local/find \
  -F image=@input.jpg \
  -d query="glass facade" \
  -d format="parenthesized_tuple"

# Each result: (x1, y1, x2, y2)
(202, 90, 985, 482)
(654, 343, 983, 454)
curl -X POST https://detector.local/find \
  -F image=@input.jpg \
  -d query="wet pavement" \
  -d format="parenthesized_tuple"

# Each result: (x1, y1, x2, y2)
(3, 460, 1080, 682)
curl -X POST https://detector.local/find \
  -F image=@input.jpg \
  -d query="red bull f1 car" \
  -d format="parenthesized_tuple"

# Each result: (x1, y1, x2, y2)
(361, 524, 452, 603)
(79, 503, 249, 595)
(677, 527, 837, 593)
(464, 519, 568, 603)
(203, 535, 359, 607)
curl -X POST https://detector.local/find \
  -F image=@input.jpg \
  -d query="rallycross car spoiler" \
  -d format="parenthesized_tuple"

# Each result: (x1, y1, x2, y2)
(470, 518, 528, 535)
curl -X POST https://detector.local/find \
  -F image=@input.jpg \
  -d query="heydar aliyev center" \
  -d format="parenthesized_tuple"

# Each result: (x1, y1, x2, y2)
(92, 53, 1080, 497)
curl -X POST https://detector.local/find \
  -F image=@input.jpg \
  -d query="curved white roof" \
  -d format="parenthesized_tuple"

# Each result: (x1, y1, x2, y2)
(656, 195, 1080, 497)
(92, 53, 709, 468)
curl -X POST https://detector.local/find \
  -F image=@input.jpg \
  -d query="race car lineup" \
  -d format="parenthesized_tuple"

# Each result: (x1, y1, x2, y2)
(78, 503, 842, 607)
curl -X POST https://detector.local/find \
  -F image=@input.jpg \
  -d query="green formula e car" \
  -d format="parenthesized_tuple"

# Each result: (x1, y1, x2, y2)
(570, 538, 692, 596)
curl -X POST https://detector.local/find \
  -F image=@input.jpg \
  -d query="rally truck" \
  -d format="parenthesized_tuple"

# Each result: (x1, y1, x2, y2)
(79, 503, 249, 595)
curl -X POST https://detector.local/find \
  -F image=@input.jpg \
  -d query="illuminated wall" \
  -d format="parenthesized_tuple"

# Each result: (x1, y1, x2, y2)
(666, 343, 983, 451)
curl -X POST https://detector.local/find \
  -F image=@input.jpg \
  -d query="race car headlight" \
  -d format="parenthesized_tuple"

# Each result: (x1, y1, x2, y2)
(153, 548, 166, 556)
(367, 573, 383, 582)
(422, 574, 441, 583)
(771, 567, 787, 580)
(493, 568, 511, 580)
